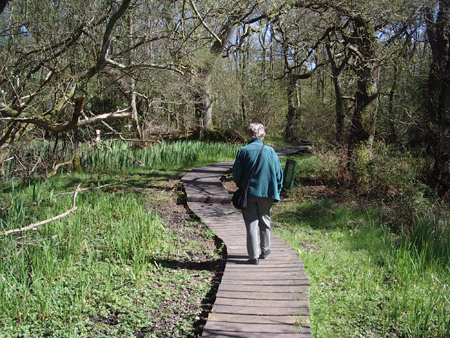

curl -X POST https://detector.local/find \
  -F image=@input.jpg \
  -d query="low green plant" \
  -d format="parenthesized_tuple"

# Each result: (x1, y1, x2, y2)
(0, 140, 235, 337)
(274, 151, 450, 337)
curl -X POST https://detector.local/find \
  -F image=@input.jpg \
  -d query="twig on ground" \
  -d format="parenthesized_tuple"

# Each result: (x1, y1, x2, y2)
(47, 182, 138, 200)
(118, 150, 146, 167)
(0, 184, 81, 236)
(0, 273, 25, 299)
(1, 203, 12, 212)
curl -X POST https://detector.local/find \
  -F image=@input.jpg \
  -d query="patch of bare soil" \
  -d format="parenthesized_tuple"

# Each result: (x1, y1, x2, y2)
(142, 179, 226, 338)
(220, 169, 237, 194)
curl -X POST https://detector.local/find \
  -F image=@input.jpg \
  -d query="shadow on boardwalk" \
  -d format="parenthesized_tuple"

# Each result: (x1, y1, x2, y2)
(182, 147, 313, 338)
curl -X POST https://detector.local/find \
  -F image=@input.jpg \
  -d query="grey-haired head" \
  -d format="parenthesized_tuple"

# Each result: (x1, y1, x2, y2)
(248, 123, 265, 140)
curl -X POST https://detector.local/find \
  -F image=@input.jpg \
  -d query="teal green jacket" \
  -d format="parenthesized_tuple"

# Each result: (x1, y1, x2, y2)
(233, 138, 283, 201)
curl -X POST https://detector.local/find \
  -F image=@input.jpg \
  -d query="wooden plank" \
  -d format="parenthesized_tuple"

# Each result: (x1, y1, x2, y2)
(221, 274, 307, 283)
(214, 298, 309, 308)
(216, 284, 309, 293)
(202, 322, 311, 334)
(211, 304, 309, 316)
(206, 313, 309, 325)
(221, 273, 308, 281)
(219, 279, 310, 286)
(223, 268, 306, 274)
(223, 264, 306, 271)
(202, 331, 313, 338)
(215, 290, 309, 301)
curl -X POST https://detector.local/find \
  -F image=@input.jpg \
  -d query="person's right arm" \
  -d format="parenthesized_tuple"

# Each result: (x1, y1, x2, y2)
(233, 150, 243, 188)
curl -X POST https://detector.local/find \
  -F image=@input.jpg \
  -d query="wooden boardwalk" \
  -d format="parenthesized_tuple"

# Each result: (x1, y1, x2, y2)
(182, 147, 312, 338)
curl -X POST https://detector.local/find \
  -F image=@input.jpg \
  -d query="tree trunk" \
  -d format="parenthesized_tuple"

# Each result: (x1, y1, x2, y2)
(192, 23, 236, 138)
(367, 61, 381, 158)
(325, 42, 345, 143)
(203, 75, 213, 131)
(347, 17, 379, 158)
(388, 63, 399, 143)
(131, 77, 142, 139)
(72, 101, 83, 174)
(285, 76, 297, 139)
(425, 0, 450, 191)
(194, 70, 212, 139)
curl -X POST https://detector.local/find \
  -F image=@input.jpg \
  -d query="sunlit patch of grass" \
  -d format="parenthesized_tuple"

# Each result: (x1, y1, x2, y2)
(273, 193, 450, 338)
(81, 140, 240, 175)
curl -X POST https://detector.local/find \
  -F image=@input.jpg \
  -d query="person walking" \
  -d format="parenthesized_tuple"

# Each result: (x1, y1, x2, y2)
(233, 123, 283, 265)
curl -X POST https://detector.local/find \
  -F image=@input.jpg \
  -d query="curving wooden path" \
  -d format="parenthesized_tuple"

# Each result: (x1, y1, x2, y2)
(182, 147, 312, 338)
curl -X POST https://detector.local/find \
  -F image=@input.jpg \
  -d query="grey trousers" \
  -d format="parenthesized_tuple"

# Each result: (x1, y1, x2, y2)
(242, 195, 274, 260)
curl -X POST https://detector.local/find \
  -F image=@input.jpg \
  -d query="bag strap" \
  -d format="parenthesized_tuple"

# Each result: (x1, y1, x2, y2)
(245, 144, 265, 190)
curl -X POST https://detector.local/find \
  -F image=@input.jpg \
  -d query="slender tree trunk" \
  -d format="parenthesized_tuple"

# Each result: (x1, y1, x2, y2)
(203, 73, 213, 131)
(326, 42, 345, 143)
(367, 61, 381, 158)
(131, 77, 142, 139)
(388, 63, 399, 143)
(285, 75, 297, 139)
(72, 98, 83, 173)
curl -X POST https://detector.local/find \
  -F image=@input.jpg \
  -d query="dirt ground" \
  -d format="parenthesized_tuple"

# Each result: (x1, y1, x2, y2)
(141, 178, 227, 338)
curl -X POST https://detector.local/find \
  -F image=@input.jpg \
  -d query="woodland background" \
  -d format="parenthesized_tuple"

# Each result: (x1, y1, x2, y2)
(0, 0, 448, 194)
(1, 1, 450, 337)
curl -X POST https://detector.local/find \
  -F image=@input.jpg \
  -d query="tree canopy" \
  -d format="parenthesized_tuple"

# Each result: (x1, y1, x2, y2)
(0, 0, 449, 191)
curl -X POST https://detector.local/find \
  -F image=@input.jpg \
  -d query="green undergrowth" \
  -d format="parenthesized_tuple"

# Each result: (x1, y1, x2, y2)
(4, 139, 241, 179)
(274, 153, 450, 337)
(0, 140, 237, 337)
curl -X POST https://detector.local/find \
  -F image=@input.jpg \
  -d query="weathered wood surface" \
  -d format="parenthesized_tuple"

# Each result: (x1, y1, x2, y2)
(182, 146, 312, 337)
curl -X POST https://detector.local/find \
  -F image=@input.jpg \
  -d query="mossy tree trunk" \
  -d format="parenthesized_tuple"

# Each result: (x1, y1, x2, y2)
(346, 16, 379, 160)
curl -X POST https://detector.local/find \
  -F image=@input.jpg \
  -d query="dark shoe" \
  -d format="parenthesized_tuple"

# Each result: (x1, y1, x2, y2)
(260, 249, 271, 259)
(247, 258, 259, 265)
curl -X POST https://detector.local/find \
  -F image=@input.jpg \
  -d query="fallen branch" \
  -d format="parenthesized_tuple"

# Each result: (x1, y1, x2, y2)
(47, 182, 137, 199)
(118, 150, 146, 167)
(0, 184, 81, 236)
(0, 274, 25, 299)
(1, 203, 12, 212)
(46, 153, 76, 179)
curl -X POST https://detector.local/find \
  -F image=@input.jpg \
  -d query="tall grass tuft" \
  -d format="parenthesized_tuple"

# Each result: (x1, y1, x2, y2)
(408, 212, 450, 265)
(82, 140, 240, 174)
(2, 139, 240, 180)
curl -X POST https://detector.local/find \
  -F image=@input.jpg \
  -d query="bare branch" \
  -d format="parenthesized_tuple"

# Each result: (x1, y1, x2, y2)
(104, 57, 186, 75)
(188, 0, 222, 44)
(1, 107, 134, 133)
(77, 108, 134, 127)
(46, 153, 76, 179)
(99, 0, 132, 64)
(0, 274, 25, 299)
(0, 185, 81, 236)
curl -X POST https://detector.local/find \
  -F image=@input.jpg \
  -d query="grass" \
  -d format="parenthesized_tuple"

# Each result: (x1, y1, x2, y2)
(273, 154, 450, 337)
(4, 139, 449, 337)
(0, 140, 238, 337)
